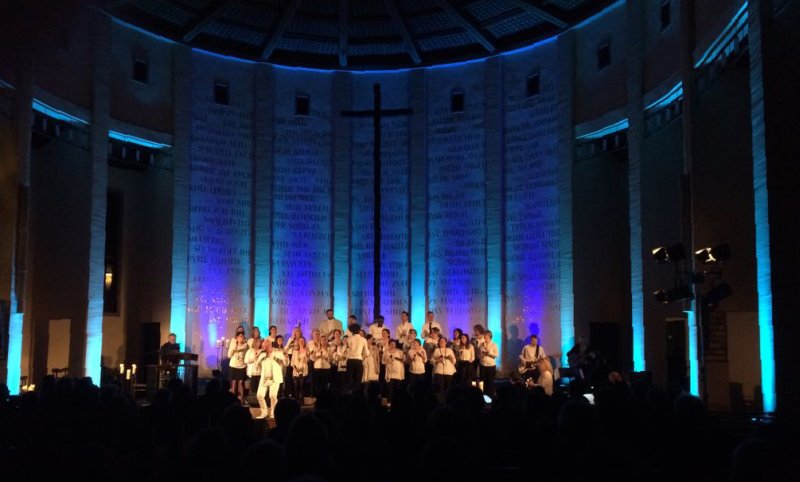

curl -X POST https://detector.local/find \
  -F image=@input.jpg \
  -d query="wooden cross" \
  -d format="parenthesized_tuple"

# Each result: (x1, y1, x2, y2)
(341, 83, 412, 319)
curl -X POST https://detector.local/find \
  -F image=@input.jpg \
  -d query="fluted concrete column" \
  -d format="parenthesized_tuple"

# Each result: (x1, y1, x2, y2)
(169, 44, 192, 349)
(84, 11, 112, 383)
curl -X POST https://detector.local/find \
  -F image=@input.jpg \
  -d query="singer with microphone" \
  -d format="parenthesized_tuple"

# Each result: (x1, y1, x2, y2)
(432, 337, 457, 396)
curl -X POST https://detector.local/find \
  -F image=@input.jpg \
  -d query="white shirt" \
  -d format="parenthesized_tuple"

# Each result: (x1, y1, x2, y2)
(286, 337, 302, 356)
(376, 337, 391, 365)
(383, 348, 405, 381)
(245, 347, 263, 376)
(346, 333, 370, 360)
(480, 340, 499, 367)
(519, 344, 547, 368)
(291, 350, 309, 376)
(422, 320, 443, 339)
(259, 354, 284, 386)
(312, 346, 332, 369)
(320, 317, 343, 339)
(307, 338, 323, 361)
(407, 347, 427, 374)
(396, 321, 414, 344)
(363, 350, 379, 382)
(432, 347, 457, 375)
(458, 344, 475, 363)
(228, 341, 248, 369)
(368, 323, 386, 340)
(271, 348, 286, 367)
(333, 340, 348, 371)
(424, 336, 439, 364)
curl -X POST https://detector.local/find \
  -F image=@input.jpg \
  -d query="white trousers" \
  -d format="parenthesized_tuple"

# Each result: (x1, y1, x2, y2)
(257, 382, 280, 417)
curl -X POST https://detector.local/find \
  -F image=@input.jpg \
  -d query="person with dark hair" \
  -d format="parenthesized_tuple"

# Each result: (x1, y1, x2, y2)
(479, 330, 498, 396)
(345, 323, 369, 393)
(363, 333, 380, 387)
(472, 324, 486, 383)
(332, 329, 349, 392)
(423, 327, 440, 384)
(422, 311, 442, 339)
(407, 338, 427, 385)
(432, 337, 456, 396)
(401, 328, 417, 378)
(159, 333, 180, 363)
(450, 328, 463, 383)
(228, 332, 248, 404)
(266, 325, 279, 344)
(368, 315, 386, 340)
(457, 333, 475, 385)
(269, 398, 301, 445)
(319, 308, 343, 341)
(396, 311, 413, 346)
(285, 414, 333, 479)
(377, 327, 391, 391)
(383, 339, 405, 402)
(519, 334, 547, 380)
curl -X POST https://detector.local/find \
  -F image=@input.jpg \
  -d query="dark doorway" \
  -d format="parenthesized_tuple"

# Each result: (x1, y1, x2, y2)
(140, 322, 161, 382)
(666, 318, 688, 391)
(589, 322, 621, 371)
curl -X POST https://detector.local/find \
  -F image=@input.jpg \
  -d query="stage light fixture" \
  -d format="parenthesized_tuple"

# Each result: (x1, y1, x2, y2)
(704, 283, 732, 311)
(653, 285, 694, 304)
(652, 243, 685, 264)
(694, 244, 731, 263)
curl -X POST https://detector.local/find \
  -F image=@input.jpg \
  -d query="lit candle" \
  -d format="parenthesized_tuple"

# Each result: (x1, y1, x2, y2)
(478, 381, 484, 392)
(119, 363, 125, 374)
(126, 369, 131, 380)
(132, 364, 137, 375)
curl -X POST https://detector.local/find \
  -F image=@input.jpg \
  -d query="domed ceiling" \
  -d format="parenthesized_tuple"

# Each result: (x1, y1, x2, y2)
(102, 0, 614, 70)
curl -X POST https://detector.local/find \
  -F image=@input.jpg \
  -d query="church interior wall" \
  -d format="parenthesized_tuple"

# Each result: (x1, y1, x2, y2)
(0, 112, 16, 312)
(0, 0, 783, 403)
(572, 149, 632, 368)
(348, 71, 411, 331)
(573, 1, 628, 125)
(760, 0, 800, 416)
(642, 0, 683, 93)
(109, 19, 175, 135)
(186, 51, 256, 373)
(640, 119, 685, 388)
(501, 41, 564, 364)
(29, 134, 92, 382)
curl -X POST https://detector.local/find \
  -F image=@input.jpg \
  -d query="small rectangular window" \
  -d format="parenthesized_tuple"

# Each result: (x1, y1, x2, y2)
(132, 58, 149, 84)
(450, 89, 465, 113)
(526, 73, 540, 97)
(660, 0, 671, 31)
(295, 93, 310, 116)
(597, 41, 611, 70)
(214, 82, 229, 105)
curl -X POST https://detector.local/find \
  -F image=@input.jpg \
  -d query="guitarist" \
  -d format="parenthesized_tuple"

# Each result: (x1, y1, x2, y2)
(519, 334, 547, 381)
